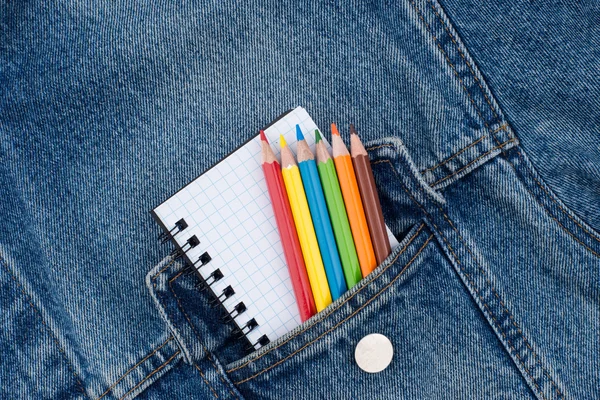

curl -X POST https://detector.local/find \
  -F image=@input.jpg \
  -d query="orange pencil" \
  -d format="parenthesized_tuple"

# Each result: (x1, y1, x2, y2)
(330, 123, 377, 276)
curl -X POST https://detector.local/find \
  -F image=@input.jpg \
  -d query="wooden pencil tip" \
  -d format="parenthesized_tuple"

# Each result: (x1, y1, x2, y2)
(349, 124, 357, 136)
(331, 123, 340, 136)
(314, 129, 322, 143)
(296, 125, 304, 141)
(350, 129, 368, 157)
(259, 130, 267, 142)
(280, 134, 287, 148)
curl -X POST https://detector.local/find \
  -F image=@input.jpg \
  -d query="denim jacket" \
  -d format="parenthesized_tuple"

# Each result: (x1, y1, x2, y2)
(1, 1, 598, 399)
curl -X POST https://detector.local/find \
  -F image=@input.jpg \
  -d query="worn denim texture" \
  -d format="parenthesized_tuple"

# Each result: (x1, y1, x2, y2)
(1, 1, 598, 399)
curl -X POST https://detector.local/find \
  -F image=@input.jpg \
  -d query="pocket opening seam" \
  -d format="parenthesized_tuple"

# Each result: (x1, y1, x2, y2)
(233, 234, 434, 385)
(151, 257, 177, 281)
(418, 124, 512, 176)
(227, 222, 426, 373)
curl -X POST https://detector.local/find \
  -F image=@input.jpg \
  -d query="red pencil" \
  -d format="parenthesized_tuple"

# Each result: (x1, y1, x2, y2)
(260, 130, 316, 321)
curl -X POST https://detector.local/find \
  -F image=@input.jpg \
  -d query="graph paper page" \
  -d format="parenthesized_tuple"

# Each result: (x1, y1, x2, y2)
(152, 107, 399, 347)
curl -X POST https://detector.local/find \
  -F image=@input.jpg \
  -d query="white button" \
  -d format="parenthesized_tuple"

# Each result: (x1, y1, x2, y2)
(355, 333, 394, 373)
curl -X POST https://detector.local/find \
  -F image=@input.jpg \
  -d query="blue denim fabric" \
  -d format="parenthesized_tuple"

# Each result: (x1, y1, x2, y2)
(1, 1, 598, 399)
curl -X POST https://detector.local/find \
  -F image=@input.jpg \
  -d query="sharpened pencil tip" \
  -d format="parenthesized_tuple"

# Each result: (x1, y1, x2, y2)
(331, 123, 340, 136)
(259, 130, 267, 142)
(296, 125, 304, 141)
(349, 124, 357, 136)
(280, 134, 287, 148)
(314, 129, 322, 143)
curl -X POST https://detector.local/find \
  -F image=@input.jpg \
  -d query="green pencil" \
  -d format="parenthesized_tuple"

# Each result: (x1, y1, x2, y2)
(314, 129, 363, 288)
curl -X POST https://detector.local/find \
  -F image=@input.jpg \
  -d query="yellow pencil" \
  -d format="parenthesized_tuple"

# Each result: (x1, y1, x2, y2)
(280, 135, 332, 311)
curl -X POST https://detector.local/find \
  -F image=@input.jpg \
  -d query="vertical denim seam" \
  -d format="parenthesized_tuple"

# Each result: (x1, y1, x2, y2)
(117, 351, 180, 400)
(226, 223, 426, 373)
(168, 272, 239, 400)
(151, 271, 221, 399)
(425, 0, 500, 120)
(150, 259, 236, 398)
(95, 336, 174, 400)
(190, 363, 219, 399)
(379, 159, 564, 399)
(408, 0, 506, 148)
(0, 255, 90, 399)
(233, 234, 433, 385)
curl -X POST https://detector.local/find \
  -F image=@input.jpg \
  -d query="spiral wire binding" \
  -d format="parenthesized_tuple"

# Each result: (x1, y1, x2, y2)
(159, 220, 269, 349)
(159, 218, 188, 243)
(221, 302, 247, 322)
(170, 235, 200, 258)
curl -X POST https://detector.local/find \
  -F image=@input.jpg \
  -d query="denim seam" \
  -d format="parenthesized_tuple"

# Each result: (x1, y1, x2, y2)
(117, 351, 180, 400)
(405, 161, 562, 399)
(0, 255, 90, 399)
(226, 223, 425, 373)
(377, 159, 564, 399)
(372, 138, 514, 186)
(168, 272, 239, 400)
(436, 206, 564, 400)
(409, 0, 507, 148)
(420, 123, 508, 174)
(233, 234, 434, 385)
(191, 363, 219, 399)
(151, 238, 244, 396)
(365, 143, 395, 151)
(430, 138, 516, 187)
(425, 0, 500, 120)
(365, 128, 513, 189)
(514, 149, 600, 245)
(95, 336, 174, 400)
(151, 268, 222, 399)
(421, 134, 487, 173)
(507, 150, 600, 258)
(151, 258, 178, 281)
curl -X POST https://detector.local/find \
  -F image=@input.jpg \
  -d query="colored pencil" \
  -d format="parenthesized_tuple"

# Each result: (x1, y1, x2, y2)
(350, 125, 391, 265)
(331, 123, 377, 276)
(296, 125, 347, 300)
(260, 131, 316, 321)
(280, 134, 332, 312)
(315, 129, 362, 289)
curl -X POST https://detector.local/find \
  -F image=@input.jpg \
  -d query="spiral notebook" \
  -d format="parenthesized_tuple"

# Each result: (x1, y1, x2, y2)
(152, 107, 399, 349)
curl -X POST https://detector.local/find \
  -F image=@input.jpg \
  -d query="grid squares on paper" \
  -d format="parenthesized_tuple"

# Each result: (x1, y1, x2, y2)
(153, 107, 323, 347)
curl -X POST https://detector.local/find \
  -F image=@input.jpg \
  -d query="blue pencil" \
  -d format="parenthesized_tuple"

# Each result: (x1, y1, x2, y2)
(295, 125, 347, 300)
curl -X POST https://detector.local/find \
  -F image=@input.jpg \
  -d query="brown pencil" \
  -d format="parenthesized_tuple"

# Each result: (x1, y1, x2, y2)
(350, 125, 391, 265)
